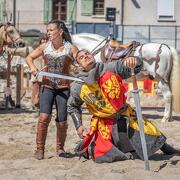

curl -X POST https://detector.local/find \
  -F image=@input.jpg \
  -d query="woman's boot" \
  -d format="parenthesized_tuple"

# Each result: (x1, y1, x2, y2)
(56, 122, 68, 157)
(34, 118, 50, 160)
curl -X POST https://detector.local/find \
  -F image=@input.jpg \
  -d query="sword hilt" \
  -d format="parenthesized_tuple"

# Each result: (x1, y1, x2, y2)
(131, 69, 138, 90)
(34, 65, 47, 80)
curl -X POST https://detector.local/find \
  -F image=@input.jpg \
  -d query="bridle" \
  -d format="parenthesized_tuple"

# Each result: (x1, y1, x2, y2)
(0, 23, 20, 60)
(3, 22, 21, 48)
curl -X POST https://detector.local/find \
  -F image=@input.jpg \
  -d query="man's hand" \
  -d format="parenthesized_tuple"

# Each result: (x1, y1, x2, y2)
(76, 125, 87, 139)
(123, 57, 138, 69)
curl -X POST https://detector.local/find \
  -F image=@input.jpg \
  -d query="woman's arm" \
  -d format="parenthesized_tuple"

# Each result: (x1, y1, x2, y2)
(26, 43, 45, 76)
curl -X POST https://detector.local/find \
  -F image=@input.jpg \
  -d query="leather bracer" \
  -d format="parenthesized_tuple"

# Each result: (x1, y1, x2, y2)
(71, 113, 82, 129)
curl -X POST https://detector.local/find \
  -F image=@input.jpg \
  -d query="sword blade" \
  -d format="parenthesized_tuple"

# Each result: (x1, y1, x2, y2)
(131, 90, 150, 171)
(38, 71, 84, 82)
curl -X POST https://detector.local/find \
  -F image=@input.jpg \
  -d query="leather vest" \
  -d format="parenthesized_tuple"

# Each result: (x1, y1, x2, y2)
(42, 41, 72, 89)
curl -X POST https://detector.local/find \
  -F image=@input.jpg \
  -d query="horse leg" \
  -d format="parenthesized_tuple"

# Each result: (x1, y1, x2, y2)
(158, 81, 173, 122)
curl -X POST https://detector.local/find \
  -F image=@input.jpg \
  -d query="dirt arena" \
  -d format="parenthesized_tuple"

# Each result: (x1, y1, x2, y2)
(0, 87, 180, 180)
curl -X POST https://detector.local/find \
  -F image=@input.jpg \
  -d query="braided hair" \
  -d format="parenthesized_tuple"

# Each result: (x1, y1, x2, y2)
(48, 19, 72, 43)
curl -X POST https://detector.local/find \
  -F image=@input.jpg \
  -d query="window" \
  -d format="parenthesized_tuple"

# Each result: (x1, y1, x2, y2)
(81, 0, 93, 16)
(52, 0, 67, 21)
(93, 0, 104, 15)
(157, 0, 175, 21)
(44, 0, 52, 23)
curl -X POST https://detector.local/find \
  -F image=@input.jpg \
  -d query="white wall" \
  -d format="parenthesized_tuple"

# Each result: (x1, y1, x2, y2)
(124, 0, 180, 25)
(76, 0, 180, 26)
(76, 0, 122, 23)
(5, 0, 46, 32)
(3, 0, 180, 32)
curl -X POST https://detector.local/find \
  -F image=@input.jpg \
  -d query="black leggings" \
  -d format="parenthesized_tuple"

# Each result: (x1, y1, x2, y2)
(40, 87, 70, 122)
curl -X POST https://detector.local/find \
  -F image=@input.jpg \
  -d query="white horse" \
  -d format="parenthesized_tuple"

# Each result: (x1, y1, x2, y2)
(71, 33, 180, 122)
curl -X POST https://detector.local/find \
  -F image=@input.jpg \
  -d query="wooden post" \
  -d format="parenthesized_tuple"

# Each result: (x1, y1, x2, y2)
(5, 53, 12, 109)
(16, 64, 24, 108)
(26, 72, 30, 89)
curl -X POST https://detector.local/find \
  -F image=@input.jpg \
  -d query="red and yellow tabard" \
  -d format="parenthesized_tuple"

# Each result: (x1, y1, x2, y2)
(82, 116, 114, 158)
(80, 71, 127, 117)
(75, 71, 165, 162)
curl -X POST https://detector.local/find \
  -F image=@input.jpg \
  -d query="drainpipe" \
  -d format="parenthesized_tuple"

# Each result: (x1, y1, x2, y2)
(70, 0, 77, 34)
(121, 0, 124, 25)
(121, 0, 124, 43)
(13, 0, 16, 26)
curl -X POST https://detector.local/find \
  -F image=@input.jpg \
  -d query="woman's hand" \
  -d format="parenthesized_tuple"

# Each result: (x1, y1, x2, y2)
(31, 67, 38, 76)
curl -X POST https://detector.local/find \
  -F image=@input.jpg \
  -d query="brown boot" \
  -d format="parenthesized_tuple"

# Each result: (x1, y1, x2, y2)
(34, 118, 50, 160)
(56, 122, 68, 157)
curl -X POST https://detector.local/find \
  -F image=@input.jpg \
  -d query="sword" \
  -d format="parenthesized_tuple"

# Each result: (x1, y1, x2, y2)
(131, 69, 150, 171)
(36, 71, 84, 83)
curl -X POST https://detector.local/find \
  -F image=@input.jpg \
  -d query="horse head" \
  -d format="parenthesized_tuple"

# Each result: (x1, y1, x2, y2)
(0, 22, 25, 49)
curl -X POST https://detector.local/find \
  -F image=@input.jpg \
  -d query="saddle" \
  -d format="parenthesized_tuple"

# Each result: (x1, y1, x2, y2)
(102, 40, 140, 62)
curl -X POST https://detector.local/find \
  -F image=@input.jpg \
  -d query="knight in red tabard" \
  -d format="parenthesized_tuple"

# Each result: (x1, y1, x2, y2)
(68, 49, 179, 163)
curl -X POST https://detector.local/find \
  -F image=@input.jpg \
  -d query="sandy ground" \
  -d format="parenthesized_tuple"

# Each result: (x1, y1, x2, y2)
(0, 88, 180, 180)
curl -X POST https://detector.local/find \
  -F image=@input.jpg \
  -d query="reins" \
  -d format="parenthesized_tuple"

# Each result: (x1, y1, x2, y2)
(3, 23, 21, 48)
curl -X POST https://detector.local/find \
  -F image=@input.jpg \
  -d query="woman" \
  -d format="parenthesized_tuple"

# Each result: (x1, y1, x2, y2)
(26, 20, 79, 160)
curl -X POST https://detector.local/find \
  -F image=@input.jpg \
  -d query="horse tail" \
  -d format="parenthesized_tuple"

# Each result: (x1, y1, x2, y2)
(170, 47, 180, 113)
